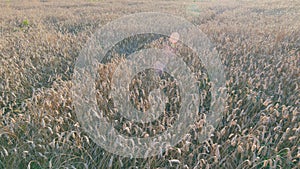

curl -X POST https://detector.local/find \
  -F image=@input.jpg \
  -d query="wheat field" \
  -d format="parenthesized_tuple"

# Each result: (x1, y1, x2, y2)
(0, 0, 299, 168)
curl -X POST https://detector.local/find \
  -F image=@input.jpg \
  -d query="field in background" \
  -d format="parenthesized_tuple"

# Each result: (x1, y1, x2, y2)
(0, 0, 299, 168)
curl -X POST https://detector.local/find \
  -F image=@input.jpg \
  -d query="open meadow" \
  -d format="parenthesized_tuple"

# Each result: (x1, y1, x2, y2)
(0, 0, 299, 168)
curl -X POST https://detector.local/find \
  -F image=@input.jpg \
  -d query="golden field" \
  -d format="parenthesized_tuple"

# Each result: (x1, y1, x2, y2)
(0, 0, 299, 168)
